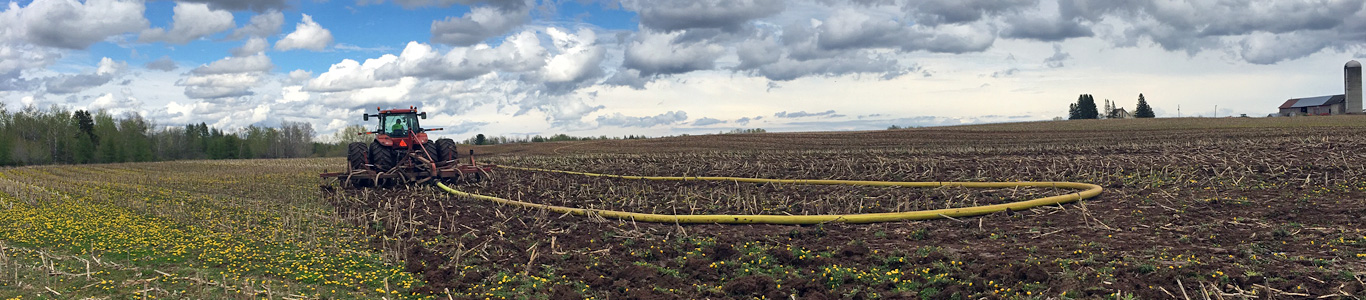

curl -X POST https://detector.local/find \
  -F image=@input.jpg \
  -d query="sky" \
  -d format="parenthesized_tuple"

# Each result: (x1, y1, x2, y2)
(2, 0, 1365, 141)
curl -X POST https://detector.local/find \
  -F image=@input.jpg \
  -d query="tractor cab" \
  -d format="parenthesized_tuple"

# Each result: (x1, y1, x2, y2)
(379, 111, 420, 137)
(364, 106, 432, 147)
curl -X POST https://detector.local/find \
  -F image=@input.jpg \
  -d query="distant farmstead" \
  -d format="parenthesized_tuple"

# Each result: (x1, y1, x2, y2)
(1109, 108, 1134, 119)
(1279, 60, 1362, 116)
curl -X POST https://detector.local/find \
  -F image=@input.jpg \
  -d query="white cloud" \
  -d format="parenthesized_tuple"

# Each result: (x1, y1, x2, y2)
(305, 56, 400, 93)
(177, 0, 288, 13)
(87, 91, 141, 113)
(623, 29, 726, 76)
(44, 57, 126, 94)
(275, 14, 334, 51)
(145, 56, 178, 71)
(287, 69, 313, 85)
(229, 10, 284, 40)
(281, 85, 309, 103)
(595, 110, 688, 128)
(692, 117, 725, 126)
(231, 37, 269, 57)
(138, 2, 235, 44)
(191, 53, 273, 74)
(375, 33, 547, 81)
(0, 43, 61, 90)
(538, 28, 605, 84)
(9, 0, 149, 49)
(178, 54, 273, 99)
(625, 0, 784, 32)
(178, 72, 263, 98)
(430, 5, 530, 46)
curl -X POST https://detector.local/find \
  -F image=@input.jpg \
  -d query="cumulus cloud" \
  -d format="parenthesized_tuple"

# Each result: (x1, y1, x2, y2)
(299, 28, 602, 117)
(229, 10, 284, 40)
(1237, 30, 1336, 65)
(44, 57, 126, 94)
(906, 0, 1034, 26)
(139, 2, 235, 44)
(10, 0, 149, 49)
(1043, 44, 1070, 68)
(0, 44, 61, 90)
(375, 33, 546, 81)
(287, 69, 313, 85)
(178, 73, 262, 98)
(178, 54, 273, 98)
(623, 29, 726, 76)
(388, 0, 524, 9)
(595, 111, 688, 127)
(534, 28, 606, 93)
(191, 54, 273, 74)
(177, 0, 288, 13)
(430, 4, 530, 46)
(753, 55, 907, 81)
(1001, 0, 1092, 42)
(305, 56, 401, 93)
(1063, 0, 1366, 62)
(275, 14, 333, 51)
(692, 117, 725, 126)
(145, 56, 178, 71)
(626, 0, 784, 32)
(87, 91, 142, 112)
(231, 37, 269, 57)
(774, 110, 836, 118)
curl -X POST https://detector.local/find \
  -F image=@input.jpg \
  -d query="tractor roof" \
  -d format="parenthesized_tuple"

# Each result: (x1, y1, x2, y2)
(380, 108, 416, 114)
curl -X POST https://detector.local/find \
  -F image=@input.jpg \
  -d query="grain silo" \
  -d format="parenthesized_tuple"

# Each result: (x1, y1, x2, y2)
(1347, 60, 1362, 114)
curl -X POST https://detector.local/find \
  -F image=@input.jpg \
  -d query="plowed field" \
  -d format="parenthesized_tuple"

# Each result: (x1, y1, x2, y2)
(324, 116, 1366, 299)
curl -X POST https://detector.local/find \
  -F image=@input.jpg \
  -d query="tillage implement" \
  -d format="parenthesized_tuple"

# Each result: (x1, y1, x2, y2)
(320, 106, 493, 187)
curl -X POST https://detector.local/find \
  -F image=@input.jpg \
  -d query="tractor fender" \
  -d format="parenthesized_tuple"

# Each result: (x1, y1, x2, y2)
(374, 135, 395, 147)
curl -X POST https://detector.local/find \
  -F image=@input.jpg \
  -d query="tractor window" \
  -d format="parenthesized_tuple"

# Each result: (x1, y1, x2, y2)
(382, 113, 419, 136)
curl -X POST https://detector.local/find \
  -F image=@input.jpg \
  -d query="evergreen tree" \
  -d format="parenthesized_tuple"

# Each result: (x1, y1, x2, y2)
(1134, 93, 1155, 118)
(1069, 94, 1099, 119)
(475, 133, 486, 145)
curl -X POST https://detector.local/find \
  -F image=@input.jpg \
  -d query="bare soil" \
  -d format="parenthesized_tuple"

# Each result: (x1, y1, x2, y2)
(324, 117, 1366, 299)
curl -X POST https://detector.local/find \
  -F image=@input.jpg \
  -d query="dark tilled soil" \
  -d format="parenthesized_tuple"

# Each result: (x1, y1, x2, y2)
(324, 124, 1366, 299)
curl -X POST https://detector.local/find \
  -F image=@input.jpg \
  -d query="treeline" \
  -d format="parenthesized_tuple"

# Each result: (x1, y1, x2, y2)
(0, 104, 321, 166)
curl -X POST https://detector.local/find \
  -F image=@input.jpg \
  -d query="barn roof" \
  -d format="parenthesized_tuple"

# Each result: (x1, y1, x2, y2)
(1280, 94, 1345, 109)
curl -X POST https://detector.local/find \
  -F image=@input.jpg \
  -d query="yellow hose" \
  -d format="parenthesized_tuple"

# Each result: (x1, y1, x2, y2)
(435, 165, 1103, 224)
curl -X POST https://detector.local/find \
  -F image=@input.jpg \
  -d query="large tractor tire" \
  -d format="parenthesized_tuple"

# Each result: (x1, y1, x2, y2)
(422, 141, 438, 161)
(369, 141, 396, 171)
(346, 142, 368, 170)
(436, 138, 457, 163)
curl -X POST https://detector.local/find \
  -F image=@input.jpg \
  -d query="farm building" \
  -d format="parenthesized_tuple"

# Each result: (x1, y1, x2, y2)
(1279, 60, 1362, 116)
(1278, 95, 1345, 116)
(1109, 108, 1134, 119)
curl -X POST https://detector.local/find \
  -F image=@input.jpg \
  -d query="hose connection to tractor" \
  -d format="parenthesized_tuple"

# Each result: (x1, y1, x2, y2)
(436, 166, 1103, 224)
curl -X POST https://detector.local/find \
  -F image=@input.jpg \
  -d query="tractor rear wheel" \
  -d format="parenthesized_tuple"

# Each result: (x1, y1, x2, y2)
(346, 142, 368, 170)
(369, 141, 396, 171)
(436, 138, 457, 163)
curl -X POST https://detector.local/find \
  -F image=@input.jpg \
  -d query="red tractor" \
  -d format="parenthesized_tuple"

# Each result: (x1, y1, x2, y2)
(321, 106, 493, 187)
